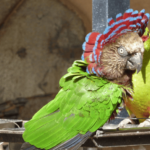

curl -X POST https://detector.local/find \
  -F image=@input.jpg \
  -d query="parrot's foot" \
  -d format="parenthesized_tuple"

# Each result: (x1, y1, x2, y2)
(95, 130, 104, 138)
(138, 119, 150, 127)
(117, 118, 132, 128)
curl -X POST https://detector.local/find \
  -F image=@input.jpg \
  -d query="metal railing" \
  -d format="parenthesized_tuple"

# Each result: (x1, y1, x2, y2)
(1, 119, 150, 149)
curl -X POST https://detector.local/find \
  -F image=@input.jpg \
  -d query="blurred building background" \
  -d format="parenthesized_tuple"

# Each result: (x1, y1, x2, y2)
(0, 0, 150, 150)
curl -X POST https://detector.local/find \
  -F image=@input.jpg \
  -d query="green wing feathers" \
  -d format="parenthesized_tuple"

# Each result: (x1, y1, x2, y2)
(23, 60, 123, 150)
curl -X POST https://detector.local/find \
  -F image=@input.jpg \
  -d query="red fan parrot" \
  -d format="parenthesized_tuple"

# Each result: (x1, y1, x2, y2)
(21, 9, 150, 150)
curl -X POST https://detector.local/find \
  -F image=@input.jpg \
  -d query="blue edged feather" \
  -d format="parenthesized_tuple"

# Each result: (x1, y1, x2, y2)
(86, 67, 90, 74)
(107, 17, 113, 24)
(140, 9, 145, 13)
(92, 67, 96, 74)
(81, 54, 84, 61)
(85, 33, 92, 42)
(132, 10, 138, 15)
(89, 54, 93, 62)
(98, 51, 102, 63)
(82, 42, 86, 51)
(125, 9, 133, 13)
(116, 13, 122, 19)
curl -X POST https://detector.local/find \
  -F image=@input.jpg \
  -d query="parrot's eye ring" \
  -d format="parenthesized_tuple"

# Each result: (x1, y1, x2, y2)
(118, 46, 128, 57)
(119, 48, 124, 54)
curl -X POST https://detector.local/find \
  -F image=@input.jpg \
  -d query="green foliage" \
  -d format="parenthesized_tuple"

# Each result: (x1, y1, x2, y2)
(23, 60, 124, 150)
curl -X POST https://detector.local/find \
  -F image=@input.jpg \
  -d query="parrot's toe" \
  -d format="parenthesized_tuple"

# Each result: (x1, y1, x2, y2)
(117, 118, 132, 128)
(138, 119, 150, 127)
(95, 130, 104, 137)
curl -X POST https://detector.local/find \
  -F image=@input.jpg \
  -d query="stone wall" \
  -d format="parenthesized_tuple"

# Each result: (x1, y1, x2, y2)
(0, 0, 87, 104)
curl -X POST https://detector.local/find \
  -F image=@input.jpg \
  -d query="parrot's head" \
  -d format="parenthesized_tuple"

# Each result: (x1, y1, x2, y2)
(82, 9, 150, 85)
(101, 32, 144, 80)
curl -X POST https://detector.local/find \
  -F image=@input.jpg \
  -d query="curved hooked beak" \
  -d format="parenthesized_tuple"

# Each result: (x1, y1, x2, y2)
(126, 53, 143, 74)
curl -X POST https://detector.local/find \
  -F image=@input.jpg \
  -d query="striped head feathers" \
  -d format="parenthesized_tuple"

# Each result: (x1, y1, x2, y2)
(81, 9, 150, 81)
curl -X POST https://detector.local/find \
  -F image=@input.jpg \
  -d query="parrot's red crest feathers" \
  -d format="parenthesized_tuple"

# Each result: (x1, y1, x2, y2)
(81, 9, 150, 76)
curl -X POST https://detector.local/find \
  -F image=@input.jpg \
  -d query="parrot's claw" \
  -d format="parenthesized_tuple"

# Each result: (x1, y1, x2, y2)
(95, 130, 104, 138)
(117, 118, 132, 128)
(138, 119, 150, 127)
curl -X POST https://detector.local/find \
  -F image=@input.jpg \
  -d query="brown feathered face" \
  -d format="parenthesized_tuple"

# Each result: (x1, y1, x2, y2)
(100, 32, 144, 81)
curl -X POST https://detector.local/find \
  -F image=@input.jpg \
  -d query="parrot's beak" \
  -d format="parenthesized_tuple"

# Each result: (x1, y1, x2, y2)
(126, 53, 143, 73)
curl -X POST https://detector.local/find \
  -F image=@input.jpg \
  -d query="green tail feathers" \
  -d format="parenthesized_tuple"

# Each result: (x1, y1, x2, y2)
(23, 111, 78, 149)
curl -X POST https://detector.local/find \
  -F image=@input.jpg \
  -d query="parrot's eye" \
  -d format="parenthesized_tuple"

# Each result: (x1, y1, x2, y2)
(119, 48, 124, 53)
(118, 47, 128, 57)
